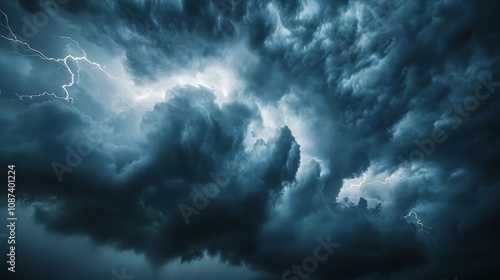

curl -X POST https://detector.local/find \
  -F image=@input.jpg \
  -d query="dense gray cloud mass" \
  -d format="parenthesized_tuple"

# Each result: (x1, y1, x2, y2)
(0, 0, 499, 279)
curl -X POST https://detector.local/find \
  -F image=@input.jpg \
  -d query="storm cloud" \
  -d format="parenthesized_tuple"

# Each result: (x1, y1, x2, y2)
(1, 0, 499, 279)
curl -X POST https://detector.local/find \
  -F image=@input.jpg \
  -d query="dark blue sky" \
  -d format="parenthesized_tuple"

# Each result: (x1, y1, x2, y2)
(0, 0, 499, 279)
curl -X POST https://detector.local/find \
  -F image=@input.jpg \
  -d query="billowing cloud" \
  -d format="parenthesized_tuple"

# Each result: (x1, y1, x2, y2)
(0, 0, 499, 279)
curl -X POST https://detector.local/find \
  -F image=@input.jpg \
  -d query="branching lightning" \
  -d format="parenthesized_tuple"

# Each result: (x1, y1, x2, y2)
(346, 172, 390, 190)
(404, 210, 441, 247)
(404, 210, 432, 233)
(0, 10, 149, 104)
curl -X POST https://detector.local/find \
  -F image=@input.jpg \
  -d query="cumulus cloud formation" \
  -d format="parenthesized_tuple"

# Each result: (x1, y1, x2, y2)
(0, 0, 499, 279)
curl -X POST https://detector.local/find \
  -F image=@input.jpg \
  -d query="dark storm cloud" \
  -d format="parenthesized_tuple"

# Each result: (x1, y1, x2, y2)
(0, 87, 427, 280)
(0, 86, 302, 267)
(32, 0, 247, 80)
(1, 0, 500, 279)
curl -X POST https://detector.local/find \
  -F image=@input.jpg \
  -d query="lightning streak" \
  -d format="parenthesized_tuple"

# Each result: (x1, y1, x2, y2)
(404, 210, 442, 247)
(404, 210, 432, 233)
(0, 10, 149, 104)
(346, 172, 390, 190)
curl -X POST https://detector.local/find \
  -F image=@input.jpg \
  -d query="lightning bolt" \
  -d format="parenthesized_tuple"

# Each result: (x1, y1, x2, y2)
(404, 210, 442, 247)
(0, 10, 149, 104)
(404, 210, 432, 232)
(346, 172, 390, 190)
